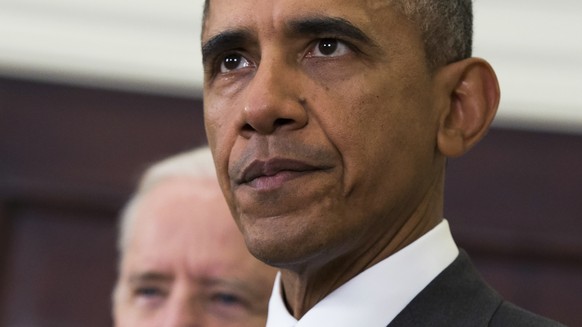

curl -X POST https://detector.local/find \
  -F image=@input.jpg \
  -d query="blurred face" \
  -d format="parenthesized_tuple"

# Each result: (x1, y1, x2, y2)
(202, 0, 445, 268)
(114, 178, 276, 327)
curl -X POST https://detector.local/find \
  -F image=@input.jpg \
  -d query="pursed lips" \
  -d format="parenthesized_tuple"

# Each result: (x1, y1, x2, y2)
(236, 158, 327, 189)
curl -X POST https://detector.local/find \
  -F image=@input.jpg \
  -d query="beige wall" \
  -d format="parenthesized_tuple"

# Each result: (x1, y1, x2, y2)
(0, 0, 581, 132)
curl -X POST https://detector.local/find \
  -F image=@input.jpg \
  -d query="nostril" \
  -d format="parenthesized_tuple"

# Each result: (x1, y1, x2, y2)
(274, 118, 294, 127)
(241, 118, 297, 137)
(242, 123, 254, 132)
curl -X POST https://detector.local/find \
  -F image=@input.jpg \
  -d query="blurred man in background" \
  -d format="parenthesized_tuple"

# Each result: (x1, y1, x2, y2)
(112, 147, 277, 326)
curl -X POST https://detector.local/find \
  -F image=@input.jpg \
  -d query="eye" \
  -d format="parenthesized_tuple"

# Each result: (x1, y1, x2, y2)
(308, 38, 351, 58)
(134, 286, 165, 299)
(220, 53, 252, 73)
(206, 289, 255, 318)
(211, 292, 244, 306)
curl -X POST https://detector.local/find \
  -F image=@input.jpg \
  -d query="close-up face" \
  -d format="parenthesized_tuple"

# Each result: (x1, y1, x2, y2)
(202, 0, 448, 268)
(113, 178, 276, 327)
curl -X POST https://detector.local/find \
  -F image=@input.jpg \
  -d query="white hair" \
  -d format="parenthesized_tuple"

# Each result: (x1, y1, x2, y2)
(117, 146, 217, 254)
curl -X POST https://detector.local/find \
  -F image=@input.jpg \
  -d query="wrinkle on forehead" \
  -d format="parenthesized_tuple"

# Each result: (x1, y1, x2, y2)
(361, 0, 415, 23)
(365, 0, 394, 11)
(205, 0, 398, 31)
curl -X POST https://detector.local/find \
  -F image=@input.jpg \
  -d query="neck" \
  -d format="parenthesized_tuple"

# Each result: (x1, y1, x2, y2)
(281, 176, 444, 319)
(278, 192, 443, 319)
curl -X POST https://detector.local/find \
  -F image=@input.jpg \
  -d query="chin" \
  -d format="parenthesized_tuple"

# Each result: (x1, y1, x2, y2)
(235, 195, 348, 268)
(241, 220, 342, 271)
(248, 241, 309, 268)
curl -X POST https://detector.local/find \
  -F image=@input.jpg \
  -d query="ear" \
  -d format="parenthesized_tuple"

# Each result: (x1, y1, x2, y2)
(435, 58, 500, 158)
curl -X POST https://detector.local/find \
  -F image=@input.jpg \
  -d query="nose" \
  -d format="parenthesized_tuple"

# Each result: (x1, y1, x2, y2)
(241, 59, 308, 136)
(162, 296, 203, 327)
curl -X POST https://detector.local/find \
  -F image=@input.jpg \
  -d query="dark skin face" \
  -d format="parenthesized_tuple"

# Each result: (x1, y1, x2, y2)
(202, 0, 499, 318)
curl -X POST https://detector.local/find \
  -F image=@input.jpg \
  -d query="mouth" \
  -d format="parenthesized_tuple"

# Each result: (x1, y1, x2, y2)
(236, 158, 328, 189)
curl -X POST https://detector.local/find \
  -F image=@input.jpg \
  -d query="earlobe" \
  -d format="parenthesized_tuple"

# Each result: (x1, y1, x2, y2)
(436, 58, 500, 158)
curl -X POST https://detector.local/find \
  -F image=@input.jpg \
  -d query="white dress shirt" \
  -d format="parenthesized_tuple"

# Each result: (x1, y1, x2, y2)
(266, 220, 459, 327)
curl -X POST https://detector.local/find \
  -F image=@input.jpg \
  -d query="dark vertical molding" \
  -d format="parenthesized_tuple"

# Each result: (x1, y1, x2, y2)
(0, 201, 8, 326)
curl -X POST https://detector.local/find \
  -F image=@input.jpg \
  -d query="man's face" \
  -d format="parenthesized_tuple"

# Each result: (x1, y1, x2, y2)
(113, 178, 276, 327)
(202, 0, 445, 267)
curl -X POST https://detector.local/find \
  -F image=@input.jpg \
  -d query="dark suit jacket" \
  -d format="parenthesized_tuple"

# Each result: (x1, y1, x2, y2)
(389, 250, 566, 326)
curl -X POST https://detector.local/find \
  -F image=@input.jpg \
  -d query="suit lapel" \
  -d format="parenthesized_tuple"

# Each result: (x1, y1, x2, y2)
(387, 250, 502, 327)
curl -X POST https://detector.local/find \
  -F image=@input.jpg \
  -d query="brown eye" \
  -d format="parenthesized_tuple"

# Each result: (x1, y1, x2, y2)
(308, 38, 351, 58)
(220, 53, 251, 73)
(318, 39, 338, 56)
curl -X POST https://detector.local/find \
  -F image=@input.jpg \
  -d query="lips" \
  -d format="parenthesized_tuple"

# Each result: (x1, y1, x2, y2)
(237, 158, 325, 186)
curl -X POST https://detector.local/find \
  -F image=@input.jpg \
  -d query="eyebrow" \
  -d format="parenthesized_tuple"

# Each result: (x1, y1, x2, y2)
(200, 276, 253, 293)
(129, 272, 172, 285)
(287, 16, 376, 46)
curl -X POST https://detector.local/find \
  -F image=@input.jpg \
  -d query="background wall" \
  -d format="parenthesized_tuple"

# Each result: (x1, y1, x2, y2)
(0, 1, 581, 326)
(0, 0, 580, 132)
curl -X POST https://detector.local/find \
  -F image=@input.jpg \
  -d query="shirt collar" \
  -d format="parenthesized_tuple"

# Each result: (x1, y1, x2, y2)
(266, 219, 459, 327)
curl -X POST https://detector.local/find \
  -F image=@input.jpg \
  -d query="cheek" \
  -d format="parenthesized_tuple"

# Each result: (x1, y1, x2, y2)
(315, 77, 396, 160)
(204, 97, 230, 148)
(315, 73, 433, 192)
(308, 78, 373, 141)
(204, 97, 239, 176)
(204, 98, 251, 225)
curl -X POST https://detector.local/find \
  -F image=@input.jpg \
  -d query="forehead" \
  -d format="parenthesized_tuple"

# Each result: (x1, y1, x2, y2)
(125, 178, 247, 267)
(133, 178, 231, 233)
(203, 0, 400, 39)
